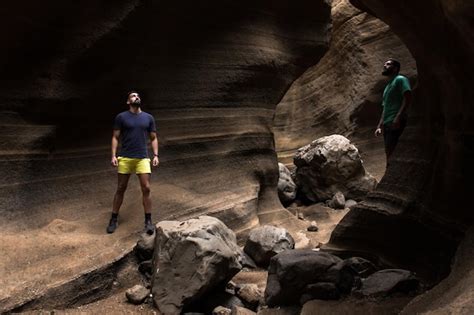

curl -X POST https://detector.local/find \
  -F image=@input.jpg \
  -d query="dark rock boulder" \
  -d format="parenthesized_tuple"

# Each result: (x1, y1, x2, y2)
(151, 216, 243, 314)
(244, 225, 295, 268)
(264, 249, 342, 306)
(356, 269, 419, 297)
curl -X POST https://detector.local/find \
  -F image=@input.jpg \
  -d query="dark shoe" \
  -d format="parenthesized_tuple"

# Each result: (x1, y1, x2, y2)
(107, 218, 118, 234)
(144, 220, 155, 235)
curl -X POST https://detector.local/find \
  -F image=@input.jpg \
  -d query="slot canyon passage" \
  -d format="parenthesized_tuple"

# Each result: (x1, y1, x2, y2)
(0, 0, 473, 313)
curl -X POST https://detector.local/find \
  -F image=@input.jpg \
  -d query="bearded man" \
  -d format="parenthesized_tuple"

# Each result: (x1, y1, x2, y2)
(106, 91, 159, 234)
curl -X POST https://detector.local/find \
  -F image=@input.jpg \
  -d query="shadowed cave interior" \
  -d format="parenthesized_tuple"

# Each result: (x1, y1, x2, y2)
(1, 0, 473, 313)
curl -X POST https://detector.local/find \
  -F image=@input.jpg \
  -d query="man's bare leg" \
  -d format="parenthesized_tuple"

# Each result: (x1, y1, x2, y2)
(112, 174, 131, 213)
(137, 173, 151, 213)
(107, 174, 131, 233)
(138, 173, 154, 234)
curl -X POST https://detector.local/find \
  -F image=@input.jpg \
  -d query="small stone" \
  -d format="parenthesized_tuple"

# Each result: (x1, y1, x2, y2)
(332, 191, 346, 209)
(135, 232, 155, 261)
(236, 284, 263, 309)
(126, 285, 149, 305)
(297, 212, 305, 220)
(307, 221, 319, 232)
(213, 306, 232, 315)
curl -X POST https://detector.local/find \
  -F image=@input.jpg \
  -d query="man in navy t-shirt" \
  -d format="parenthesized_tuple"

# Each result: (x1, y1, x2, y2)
(107, 91, 159, 234)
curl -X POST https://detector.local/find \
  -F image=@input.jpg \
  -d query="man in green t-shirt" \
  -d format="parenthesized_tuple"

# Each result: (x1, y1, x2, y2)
(375, 59, 412, 160)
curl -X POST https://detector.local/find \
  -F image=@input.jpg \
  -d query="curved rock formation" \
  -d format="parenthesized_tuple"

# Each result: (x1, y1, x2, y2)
(273, 0, 417, 176)
(327, 0, 474, 285)
(0, 0, 331, 310)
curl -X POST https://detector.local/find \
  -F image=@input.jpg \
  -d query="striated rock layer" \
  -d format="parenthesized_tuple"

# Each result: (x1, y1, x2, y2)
(0, 0, 331, 310)
(0, 0, 332, 229)
(327, 0, 474, 285)
(273, 0, 417, 171)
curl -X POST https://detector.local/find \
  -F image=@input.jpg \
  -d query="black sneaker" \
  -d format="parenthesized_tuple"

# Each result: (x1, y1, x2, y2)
(144, 220, 155, 235)
(106, 218, 118, 234)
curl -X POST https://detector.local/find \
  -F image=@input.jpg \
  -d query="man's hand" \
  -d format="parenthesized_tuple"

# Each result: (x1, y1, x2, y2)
(375, 127, 382, 137)
(111, 156, 118, 167)
(152, 156, 160, 167)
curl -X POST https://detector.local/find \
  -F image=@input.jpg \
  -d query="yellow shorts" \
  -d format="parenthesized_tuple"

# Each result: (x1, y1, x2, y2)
(117, 157, 151, 174)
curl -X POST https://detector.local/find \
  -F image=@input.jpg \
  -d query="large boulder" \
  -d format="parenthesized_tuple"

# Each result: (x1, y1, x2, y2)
(265, 249, 343, 306)
(294, 135, 377, 202)
(151, 216, 243, 315)
(278, 163, 297, 205)
(243, 225, 295, 268)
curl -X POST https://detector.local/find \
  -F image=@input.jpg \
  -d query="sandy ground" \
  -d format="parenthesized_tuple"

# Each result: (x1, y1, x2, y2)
(18, 202, 354, 314)
(2, 140, 387, 314)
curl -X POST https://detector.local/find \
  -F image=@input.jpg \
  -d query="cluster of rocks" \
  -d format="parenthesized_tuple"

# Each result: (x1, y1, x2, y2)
(266, 251, 420, 306)
(278, 135, 377, 208)
(126, 216, 420, 314)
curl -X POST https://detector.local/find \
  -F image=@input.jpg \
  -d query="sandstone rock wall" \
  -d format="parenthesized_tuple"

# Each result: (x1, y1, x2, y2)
(273, 0, 417, 168)
(0, 0, 331, 235)
(328, 0, 474, 284)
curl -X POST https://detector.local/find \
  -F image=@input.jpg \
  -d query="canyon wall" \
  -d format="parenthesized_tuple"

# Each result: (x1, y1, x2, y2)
(0, 0, 331, 234)
(328, 0, 474, 284)
(273, 0, 417, 172)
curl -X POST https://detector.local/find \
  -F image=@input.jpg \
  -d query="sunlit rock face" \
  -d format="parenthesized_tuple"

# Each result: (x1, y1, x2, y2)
(273, 0, 417, 168)
(0, 1, 331, 235)
(327, 0, 474, 284)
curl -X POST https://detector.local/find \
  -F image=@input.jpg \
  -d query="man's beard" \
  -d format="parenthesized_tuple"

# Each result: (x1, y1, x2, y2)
(382, 68, 394, 76)
(131, 99, 141, 107)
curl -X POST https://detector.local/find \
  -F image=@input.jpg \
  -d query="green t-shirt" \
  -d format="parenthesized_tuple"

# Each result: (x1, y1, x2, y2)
(382, 75, 411, 125)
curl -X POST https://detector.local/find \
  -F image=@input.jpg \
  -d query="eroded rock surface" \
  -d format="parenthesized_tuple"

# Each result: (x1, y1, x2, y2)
(265, 250, 344, 306)
(356, 269, 419, 297)
(243, 225, 295, 268)
(294, 135, 377, 202)
(274, 0, 417, 167)
(327, 0, 474, 286)
(125, 284, 149, 305)
(151, 216, 243, 315)
(0, 1, 332, 310)
(277, 163, 297, 205)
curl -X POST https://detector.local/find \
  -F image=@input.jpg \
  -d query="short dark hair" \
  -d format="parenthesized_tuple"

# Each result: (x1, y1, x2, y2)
(127, 90, 139, 98)
(387, 58, 401, 72)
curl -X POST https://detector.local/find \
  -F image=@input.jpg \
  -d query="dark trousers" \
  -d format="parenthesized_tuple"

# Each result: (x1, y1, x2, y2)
(383, 118, 407, 158)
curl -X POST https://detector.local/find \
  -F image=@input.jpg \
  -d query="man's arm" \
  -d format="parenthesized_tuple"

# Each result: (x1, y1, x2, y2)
(375, 109, 384, 137)
(111, 129, 120, 166)
(150, 132, 159, 167)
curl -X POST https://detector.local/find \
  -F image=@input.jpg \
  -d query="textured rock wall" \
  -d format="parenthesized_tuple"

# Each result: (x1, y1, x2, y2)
(273, 0, 417, 169)
(0, 1, 331, 235)
(328, 0, 474, 284)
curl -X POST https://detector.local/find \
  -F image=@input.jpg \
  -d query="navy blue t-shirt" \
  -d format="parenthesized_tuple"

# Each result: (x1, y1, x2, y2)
(113, 110, 156, 158)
